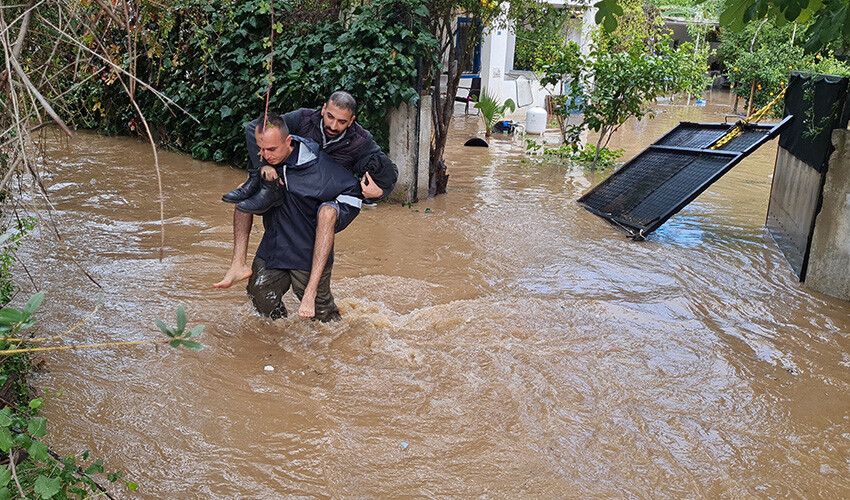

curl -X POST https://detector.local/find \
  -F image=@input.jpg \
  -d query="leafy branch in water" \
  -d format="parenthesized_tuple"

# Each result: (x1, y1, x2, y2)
(0, 294, 203, 497)
(0, 294, 204, 355)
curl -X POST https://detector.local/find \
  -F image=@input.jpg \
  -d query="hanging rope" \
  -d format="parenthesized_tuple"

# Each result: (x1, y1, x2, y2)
(710, 86, 788, 150)
(261, 0, 275, 133)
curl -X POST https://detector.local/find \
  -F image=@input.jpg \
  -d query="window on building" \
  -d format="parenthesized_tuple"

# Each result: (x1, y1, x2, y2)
(456, 17, 482, 74)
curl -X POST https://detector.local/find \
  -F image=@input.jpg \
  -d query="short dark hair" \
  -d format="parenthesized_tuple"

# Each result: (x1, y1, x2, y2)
(327, 91, 357, 113)
(256, 113, 289, 138)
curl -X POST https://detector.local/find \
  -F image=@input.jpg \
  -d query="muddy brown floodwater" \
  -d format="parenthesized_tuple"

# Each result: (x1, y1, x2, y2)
(16, 90, 850, 498)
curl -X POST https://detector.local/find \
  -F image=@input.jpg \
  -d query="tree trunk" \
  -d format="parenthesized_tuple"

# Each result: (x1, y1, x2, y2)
(747, 78, 757, 118)
(428, 12, 481, 196)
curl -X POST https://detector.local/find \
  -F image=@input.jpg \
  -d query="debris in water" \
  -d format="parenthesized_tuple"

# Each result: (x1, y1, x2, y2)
(464, 137, 488, 147)
(399, 442, 409, 451)
(264, 365, 274, 372)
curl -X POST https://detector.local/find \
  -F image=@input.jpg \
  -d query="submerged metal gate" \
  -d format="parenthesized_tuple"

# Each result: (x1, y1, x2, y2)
(766, 73, 850, 280)
(578, 118, 792, 240)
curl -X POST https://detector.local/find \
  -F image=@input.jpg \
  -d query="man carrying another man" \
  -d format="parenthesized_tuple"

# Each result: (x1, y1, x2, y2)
(214, 91, 398, 320)
(242, 113, 362, 321)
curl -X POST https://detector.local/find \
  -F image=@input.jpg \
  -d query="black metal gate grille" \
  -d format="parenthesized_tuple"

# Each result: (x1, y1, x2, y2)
(578, 118, 793, 239)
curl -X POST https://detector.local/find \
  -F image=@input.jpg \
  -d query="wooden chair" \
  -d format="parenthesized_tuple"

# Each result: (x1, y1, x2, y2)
(455, 77, 481, 114)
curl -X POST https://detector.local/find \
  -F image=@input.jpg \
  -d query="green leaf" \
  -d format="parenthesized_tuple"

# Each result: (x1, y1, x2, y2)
(0, 308, 24, 325)
(107, 471, 123, 482)
(719, 0, 753, 31)
(155, 319, 174, 337)
(220, 105, 233, 119)
(0, 486, 10, 500)
(23, 292, 44, 316)
(85, 459, 104, 475)
(0, 408, 11, 428)
(126, 482, 139, 492)
(169, 339, 181, 348)
(176, 306, 187, 334)
(29, 398, 43, 410)
(27, 417, 47, 438)
(187, 325, 204, 338)
(0, 428, 12, 452)
(28, 441, 48, 461)
(13, 432, 30, 448)
(34, 475, 61, 499)
(0, 465, 9, 487)
(180, 340, 204, 350)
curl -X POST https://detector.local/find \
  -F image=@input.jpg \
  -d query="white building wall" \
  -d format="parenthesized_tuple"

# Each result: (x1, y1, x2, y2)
(477, 2, 594, 111)
(480, 4, 511, 102)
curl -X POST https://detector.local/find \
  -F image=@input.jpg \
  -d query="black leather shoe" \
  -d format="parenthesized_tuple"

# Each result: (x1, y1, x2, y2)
(222, 168, 261, 203)
(236, 179, 286, 214)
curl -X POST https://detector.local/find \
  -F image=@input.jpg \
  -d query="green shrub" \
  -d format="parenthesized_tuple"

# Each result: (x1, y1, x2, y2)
(63, 0, 436, 166)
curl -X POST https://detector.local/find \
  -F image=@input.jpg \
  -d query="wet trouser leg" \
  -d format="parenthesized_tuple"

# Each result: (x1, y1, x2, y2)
(289, 265, 340, 322)
(246, 257, 291, 319)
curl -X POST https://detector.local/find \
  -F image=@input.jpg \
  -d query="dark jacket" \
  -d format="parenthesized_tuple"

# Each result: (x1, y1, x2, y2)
(255, 136, 362, 271)
(246, 108, 398, 198)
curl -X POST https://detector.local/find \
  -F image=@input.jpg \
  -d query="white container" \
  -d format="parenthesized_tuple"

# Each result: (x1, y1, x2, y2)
(525, 107, 548, 134)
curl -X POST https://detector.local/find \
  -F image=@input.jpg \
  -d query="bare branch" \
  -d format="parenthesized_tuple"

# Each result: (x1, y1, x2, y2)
(91, 0, 123, 26)
(39, 15, 200, 124)
(7, 48, 73, 137)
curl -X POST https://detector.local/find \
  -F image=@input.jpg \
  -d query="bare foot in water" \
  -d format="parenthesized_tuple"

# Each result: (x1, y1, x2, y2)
(213, 264, 252, 288)
(298, 289, 317, 318)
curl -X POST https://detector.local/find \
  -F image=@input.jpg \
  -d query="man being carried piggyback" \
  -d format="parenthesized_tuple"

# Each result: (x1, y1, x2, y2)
(237, 113, 362, 321)
(214, 91, 398, 320)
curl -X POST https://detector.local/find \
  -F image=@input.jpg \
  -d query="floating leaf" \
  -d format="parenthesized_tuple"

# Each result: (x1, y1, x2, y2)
(187, 325, 205, 338)
(176, 306, 187, 334)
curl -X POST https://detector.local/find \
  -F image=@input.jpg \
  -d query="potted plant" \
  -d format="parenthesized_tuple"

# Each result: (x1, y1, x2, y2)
(473, 87, 516, 137)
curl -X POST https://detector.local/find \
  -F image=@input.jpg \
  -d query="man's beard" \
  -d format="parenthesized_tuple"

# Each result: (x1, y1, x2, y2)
(325, 126, 341, 137)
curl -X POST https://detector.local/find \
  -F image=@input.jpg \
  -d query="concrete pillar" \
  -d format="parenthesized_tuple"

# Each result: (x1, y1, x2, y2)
(387, 94, 431, 203)
(805, 129, 850, 301)
(480, 4, 510, 101)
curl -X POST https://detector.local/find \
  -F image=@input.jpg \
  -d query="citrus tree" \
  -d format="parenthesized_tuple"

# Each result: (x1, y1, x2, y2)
(717, 18, 850, 114)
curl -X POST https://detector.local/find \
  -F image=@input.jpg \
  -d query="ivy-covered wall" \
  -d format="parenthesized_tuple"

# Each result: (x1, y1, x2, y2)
(65, 0, 435, 166)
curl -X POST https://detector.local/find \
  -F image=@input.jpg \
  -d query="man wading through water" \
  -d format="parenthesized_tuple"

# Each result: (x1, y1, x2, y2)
(241, 114, 363, 321)
(214, 91, 398, 319)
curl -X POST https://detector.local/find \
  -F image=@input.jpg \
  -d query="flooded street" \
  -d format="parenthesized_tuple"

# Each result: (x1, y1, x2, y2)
(17, 90, 850, 498)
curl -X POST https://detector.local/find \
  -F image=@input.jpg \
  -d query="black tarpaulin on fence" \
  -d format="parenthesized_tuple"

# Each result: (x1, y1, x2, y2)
(577, 117, 793, 240)
(768, 72, 850, 280)
(779, 73, 850, 173)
